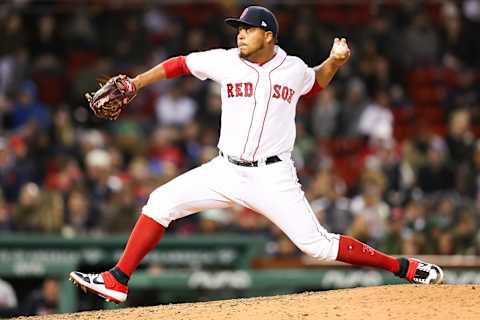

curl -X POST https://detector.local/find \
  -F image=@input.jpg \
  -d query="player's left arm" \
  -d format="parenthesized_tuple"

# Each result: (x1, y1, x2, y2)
(313, 38, 351, 88)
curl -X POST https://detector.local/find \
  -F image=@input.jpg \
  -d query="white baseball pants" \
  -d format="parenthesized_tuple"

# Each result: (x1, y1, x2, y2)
(142, 155, 340, 261)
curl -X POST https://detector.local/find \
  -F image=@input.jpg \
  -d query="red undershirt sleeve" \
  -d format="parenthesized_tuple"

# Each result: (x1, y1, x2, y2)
(304, 81, 323, 97)
(163, 56, 191, 79)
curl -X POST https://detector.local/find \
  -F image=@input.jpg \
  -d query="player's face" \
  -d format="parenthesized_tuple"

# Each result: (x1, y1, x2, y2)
(237, 25, 269, 58)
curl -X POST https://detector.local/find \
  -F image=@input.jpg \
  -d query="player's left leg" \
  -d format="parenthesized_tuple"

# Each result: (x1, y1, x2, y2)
(245, 159, 443, 285)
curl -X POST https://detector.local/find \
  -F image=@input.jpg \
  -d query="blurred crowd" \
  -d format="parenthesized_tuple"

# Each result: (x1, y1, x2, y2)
(1, 0, 480, 265)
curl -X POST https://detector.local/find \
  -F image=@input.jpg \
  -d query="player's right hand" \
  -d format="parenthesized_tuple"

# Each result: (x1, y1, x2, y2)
(330, 38, 351, 67)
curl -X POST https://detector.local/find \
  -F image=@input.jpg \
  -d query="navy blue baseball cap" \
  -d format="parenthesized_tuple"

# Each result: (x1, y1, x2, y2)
(225, 6, 279, 39)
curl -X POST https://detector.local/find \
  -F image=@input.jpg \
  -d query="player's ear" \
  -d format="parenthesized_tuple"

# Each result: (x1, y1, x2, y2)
(265, 31, 274, 44)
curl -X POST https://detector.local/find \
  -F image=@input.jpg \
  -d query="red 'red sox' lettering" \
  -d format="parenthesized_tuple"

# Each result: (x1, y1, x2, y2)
(228, 83, 294, 103)
(272, 84, 295, 103)
(227, 82, 253, 98)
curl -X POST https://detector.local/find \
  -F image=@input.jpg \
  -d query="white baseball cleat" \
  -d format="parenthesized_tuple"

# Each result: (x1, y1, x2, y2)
(403, 258, 444, 284)
(69, 271, 128, 304)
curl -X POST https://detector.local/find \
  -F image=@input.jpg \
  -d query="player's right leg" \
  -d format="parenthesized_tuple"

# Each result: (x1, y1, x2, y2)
(70, 156, 234, 303)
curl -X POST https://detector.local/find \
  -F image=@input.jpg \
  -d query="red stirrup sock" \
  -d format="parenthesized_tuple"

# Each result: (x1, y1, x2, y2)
(336, 235, 400, 273)
(115, 214, 165, 278)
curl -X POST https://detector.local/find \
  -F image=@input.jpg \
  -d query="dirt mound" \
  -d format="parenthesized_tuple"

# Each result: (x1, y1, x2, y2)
(15, 284, 480, 320)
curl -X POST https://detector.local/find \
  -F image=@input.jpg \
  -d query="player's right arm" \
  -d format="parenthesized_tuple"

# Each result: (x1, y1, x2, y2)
(313, 38, 350, 88)
(300, 38, 350, 97)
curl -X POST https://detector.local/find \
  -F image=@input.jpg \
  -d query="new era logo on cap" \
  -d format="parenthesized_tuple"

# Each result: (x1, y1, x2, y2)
(261, 21, 267, 27)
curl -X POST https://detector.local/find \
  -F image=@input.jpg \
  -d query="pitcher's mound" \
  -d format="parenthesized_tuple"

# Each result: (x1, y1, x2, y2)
(15, 284, 480, 320)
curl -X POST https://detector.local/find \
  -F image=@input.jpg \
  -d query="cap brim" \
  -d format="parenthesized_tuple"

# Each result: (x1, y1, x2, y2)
(224, 18, 259, 29)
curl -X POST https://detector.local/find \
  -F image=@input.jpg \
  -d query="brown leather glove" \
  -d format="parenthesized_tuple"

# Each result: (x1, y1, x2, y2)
(85, 75, 137, 120)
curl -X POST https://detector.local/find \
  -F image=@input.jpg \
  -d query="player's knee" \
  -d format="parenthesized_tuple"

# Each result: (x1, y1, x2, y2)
(298, 244, 331, 260)
(296, 233, 340, 261)
(142, 188, 178, 228)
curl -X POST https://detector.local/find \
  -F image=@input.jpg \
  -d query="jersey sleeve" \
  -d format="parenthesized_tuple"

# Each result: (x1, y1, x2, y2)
(185, 49, 227, 82)
(299, 63, 316, 96)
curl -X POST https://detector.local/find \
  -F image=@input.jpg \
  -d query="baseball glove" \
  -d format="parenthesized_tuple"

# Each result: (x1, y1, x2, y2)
(85, 75, 137, 120)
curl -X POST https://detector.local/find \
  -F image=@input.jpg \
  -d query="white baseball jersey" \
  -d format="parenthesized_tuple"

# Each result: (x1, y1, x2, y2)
(185, 46, 316, 161)
(142, 46, 340, 262)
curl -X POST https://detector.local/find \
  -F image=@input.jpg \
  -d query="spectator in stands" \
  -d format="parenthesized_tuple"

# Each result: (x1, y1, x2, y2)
(0, 14, 25, 97)
(13, 182, 42, 231)
(309, 168, 351, 234)
(31, 15, 63, 61)
(154, 80, 197, 126)
(453, 208, 477, 254)
(403, 199, 429, 238)
(399, 199, 430, 254)
(439, 1, 477, 68)
(126, 156, 157, 203)
(64, 187, 95, 235)
(445, 109, 475, 193)
(358, 89, 393, 143)
(401, 123, 435, 172)
(110, 119, 145, 161)
(428, 195, 458, 252)
(382, 208, 405, 254)
(23, 278, 59, 316)
(312, 87, 340, 138)
(84, 148, 114, 220)
(147, 127, 184, 174)
(402, 13, 439, 67)
(49, 109, 76, 154)
(445, 110, 474, 164)
(99, 183, 137, 234)
(9, 81, 50, 131)
(349, 170, 390, 246)
(337, 78, 368, 138)
(364, 140, 410, 206)
(416, 137, 455, 194)
(36, 190, 64, 233)
(0, 278, 18, 317)
(44, 156, 83, 194)
(11, 134, 41, 188)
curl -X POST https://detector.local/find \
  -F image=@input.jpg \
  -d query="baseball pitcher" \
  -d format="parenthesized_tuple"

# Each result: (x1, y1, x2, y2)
(71, 6, 443, 304)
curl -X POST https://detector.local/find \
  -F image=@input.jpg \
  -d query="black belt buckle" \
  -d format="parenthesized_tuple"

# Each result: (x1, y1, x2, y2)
(219, 151, 281, 167)
(229, 156, 257, 167)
